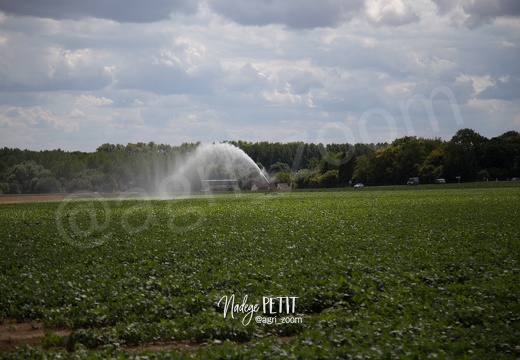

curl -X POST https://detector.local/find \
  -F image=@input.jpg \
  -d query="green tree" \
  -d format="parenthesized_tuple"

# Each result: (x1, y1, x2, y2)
(292, 169, 316, 188)
(318, 170, 339, 188)
(352, 154, 375, 185)
(5, 161, 45, 193)
(276, 171, 292, 184)
(482, 131, 520, 179)
(269, 162, 291, 173)
(34, 176, 62, 193)
(418, 148, 445, 183)
(306, 157, 320, 170)
(444, 128, 488, 182)
(66, 169, 116, 192)
(476, 169, 490, 181)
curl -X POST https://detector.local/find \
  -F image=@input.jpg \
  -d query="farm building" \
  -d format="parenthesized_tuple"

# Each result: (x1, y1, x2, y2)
(201, 179, 239, 191)
(277, 183, 291, 190)
(251, 182, 271, 191)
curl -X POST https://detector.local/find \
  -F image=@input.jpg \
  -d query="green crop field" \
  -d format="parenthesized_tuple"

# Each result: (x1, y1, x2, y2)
(0, 184, 519, 359)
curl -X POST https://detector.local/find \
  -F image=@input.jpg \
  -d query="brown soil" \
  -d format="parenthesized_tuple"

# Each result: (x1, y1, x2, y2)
(0, 319, 209, 353)
(0, 192, 138, 204)
(0, 320, 228, 354)
(0, 320, 294, 354)
(0, 319, 202, 353)
(0, 319, 295, 354)
(0, 194, 74, 204)
(0, 319, 71, 352)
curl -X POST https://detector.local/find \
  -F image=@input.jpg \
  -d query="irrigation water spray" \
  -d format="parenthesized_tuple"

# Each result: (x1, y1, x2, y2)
(159, 143, 269, 197)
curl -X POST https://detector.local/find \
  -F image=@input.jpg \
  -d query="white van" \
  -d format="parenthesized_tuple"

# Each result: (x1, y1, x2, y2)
(407, 177, 419, 185)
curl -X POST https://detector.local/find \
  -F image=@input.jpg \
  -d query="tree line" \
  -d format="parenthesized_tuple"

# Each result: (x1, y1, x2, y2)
(0, 128, 518, 194)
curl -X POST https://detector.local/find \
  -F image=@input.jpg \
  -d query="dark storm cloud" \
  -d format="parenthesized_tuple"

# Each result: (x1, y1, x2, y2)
(432, 0, 520, 28)
(0, 0, 198, 23)
(463, 0, 520, 28)
(208, 0, 365, 29)
(430, 0, 457, 15)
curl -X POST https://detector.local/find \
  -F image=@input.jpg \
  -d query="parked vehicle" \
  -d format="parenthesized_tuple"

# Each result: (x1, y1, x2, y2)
(353, 183, 364, 188)
(435, 178, 446, 184)
(407, 177, 419, 185)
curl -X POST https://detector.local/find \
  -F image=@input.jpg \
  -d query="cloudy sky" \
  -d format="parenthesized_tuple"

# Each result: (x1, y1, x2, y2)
(0, 0, 519, 151)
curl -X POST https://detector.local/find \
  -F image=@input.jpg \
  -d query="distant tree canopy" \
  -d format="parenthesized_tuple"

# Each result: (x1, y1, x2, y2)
(0, 142, 197, 194)
(0, 129, 518, 194)
(350, 129, 519, 186)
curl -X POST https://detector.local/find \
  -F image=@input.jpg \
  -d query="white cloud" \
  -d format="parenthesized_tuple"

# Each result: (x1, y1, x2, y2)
(69, 108, 85, 118)
(261, 83, 310, 106)
(456, 74, 496, 94)
(2, 106, 79, 133)
(0, 30, 114, 91)
(0, 114, 13, 126)
(76, 95, 114, 106)
(502, 41, 517, 48)
(365, 0, 420, 26)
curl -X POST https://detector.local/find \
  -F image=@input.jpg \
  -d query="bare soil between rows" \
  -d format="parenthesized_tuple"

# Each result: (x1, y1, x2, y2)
(0, 319, 207, 353)
(0, 193, 75, 204)
(0, 319, 294, 353)
(0, 319, 71, 352)
(0, 193, 121, 204)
